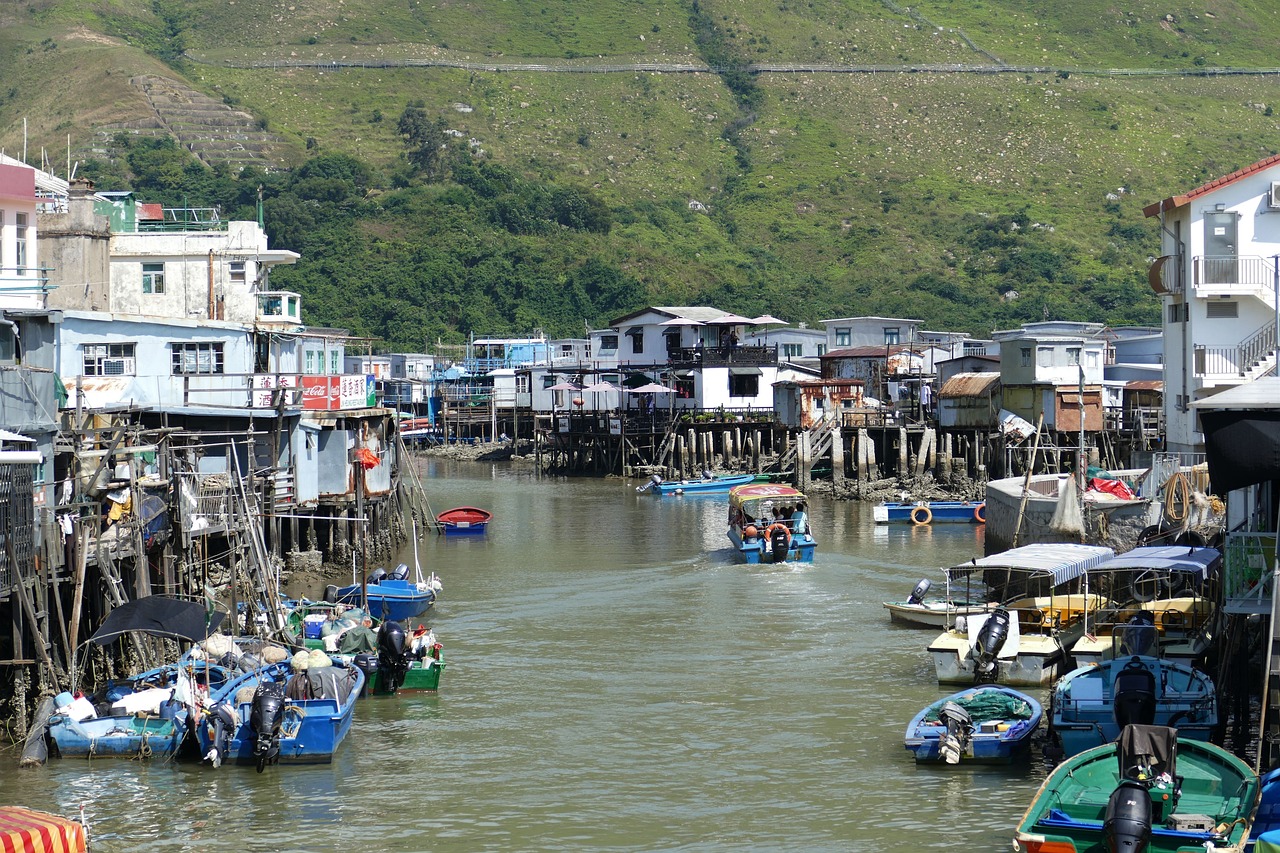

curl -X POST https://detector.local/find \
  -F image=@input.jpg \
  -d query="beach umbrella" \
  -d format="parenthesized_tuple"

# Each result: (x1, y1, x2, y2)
(583, 381, 618, 393)
(630, 382, 674, 393)
(659, 317, 704, 326)
(547, 381, 582, 391)
(749, 314, 787, 325)
(707, 313, 753, 325)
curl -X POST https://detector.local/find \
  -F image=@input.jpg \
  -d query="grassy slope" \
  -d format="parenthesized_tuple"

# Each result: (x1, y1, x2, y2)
(2, 0, 1280, 336)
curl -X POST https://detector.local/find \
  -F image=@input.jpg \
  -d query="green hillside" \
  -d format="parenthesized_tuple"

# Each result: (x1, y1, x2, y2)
(3, 0, 1280, 346)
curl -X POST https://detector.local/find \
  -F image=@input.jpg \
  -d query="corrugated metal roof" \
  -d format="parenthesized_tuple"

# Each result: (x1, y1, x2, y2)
(820, 345, 915, 359)
(1191, 377, 1280, 410)
(1124, 380, 1163, 391)
(938, 372, 1000, 398)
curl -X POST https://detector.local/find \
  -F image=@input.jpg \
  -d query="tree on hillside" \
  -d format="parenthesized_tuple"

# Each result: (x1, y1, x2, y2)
(397, 104, 452, 181)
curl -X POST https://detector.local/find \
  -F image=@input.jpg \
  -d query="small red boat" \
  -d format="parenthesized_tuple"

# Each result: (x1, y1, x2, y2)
(437, 506, 492, 536)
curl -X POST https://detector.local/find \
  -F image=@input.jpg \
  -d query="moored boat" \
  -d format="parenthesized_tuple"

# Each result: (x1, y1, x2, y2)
(437, 505, 492, 534)
(725, 483, 816, 564)
(0, 807, 88, 853)
(1012, 724, 1259, 853)
(196, 654, 364, 770)
(1050, 654, 1219, 757)
(638, 472, 757, 495)
(904, 684, 1042, 764)
(926, 543, 1115, 686)
(873, 500, 987, 525)
(882, 576, 993, 629)
(328, 563, 442, 622)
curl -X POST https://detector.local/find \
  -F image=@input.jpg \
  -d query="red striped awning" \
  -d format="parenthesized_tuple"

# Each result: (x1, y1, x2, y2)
(0, 808, 87, 853)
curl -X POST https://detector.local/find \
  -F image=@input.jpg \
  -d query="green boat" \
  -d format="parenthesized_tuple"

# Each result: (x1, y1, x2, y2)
(1012, 725, 1258, 853)
(288, 602, 446, 694)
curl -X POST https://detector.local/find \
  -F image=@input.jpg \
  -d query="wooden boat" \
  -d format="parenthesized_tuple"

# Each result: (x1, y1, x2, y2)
(328, 564, 441, 622)
(883, 576, 993, 629)
(638, 473, 756, 495)
(873, 500, 987, 525)
(926, 543, 1115, 686)
(1012, 724, 1259, 853)
(1050, 655, 1219, 758)
(46, 659, 235, 759)
(725, 484, 816, 564)
(1069, 545, 1220, 667)
(437, 505, 492, 534)
(904, 684, 1042, 764)
(0, 807, 87, 853)
(196, 657, 364, 769)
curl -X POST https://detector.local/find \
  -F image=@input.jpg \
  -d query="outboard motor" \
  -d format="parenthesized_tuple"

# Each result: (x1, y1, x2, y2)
(323, 584, 339, 603)
(1113, 657, 1157, 729)
(367, 567, 388, 586)
(972, 607, 1012, 683)
(936, 701, 972, 765)
(907, 578, 932, 606)
(389, 562, 410, 582)
(768, 525, 790, 563)
(202, 701, 239, 768)
(249, 680, 286, 773)
(636, 474, 663, 493)
(353, 653, 380, 697)
(377, 620, 412, 694)
(1103, 779, 1153, 853)
(1118, 612, 1158, 658)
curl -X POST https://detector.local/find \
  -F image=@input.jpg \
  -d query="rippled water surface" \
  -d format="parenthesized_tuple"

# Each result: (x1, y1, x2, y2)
(3, 462, 1049, 851)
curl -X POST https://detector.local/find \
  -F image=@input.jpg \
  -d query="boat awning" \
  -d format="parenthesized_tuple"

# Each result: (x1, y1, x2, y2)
(0, 429, 36, 442)
(0, 808, 86, 853)
(89, 595, 226, 645)
(729, 366, 762, 376)
(949, 543, 1115, 585)
(1087, 545, 1220, 580)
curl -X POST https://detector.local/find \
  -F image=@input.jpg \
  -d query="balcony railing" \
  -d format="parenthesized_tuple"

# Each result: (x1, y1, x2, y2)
(1194, 255, 1277, 295)
(667, 344, 778, 368)
(1222, 532, 1274, 614)
(1193, 320, 1278, 378)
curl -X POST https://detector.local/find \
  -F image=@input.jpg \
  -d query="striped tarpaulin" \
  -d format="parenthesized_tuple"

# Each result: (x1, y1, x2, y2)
(0, 808, 86, 853)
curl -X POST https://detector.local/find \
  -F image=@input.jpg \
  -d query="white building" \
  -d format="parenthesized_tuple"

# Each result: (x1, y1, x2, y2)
(1144, 152, 1280, 454)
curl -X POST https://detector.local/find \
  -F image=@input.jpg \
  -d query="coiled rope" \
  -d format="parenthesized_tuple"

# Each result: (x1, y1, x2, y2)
(1163, 472, 1191, 525)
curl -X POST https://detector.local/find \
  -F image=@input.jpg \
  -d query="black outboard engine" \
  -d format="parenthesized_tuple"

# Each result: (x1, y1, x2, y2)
(768, 526, 790, 564)
(1103, 779, 1153, 853)
(936, 700, 972, 765)
(353, 653, 380, 697)
(249, 680, 286, 773)
(377, 620, 412, 694)
(367, 567, 388, 586)
(1113, 657, 1158, 729)
(908, 578, 932, 606)
(323, 584, 339, 603)
(1118, 612, 1158, 658)
(972, 607, 1012, 683)
(202, 701, 239, 768)
(389, 562, 410, 582)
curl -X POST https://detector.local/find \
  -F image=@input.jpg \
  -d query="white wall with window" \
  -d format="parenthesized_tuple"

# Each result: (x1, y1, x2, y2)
(0, 160, 42, 308)
(820, 317, 923, 352)
(83, 342, 137, 376)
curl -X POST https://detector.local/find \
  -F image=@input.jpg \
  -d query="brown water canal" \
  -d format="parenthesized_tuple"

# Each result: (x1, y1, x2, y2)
(3, 459, 1050, 852)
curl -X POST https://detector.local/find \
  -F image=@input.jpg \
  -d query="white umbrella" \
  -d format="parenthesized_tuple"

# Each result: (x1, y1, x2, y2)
(708, 313, 753, 325)
(750, 314, 788, 325)
(583, 381, 618, 393)
(659, 317, 704, 326)
(630, 382, 674, 393)
(547, 381, 582, 391)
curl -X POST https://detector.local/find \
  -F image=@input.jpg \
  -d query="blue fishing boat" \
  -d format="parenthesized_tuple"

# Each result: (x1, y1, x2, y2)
(1249, 768, 1280, 851)
(638, 473, 757, 495)
(873, 500, 986, 525)
(1050, 654, 1219, 757)
(196, 656, 364, 770)
(327, 564, 442, 622)
(905, 684, 1042, 764)
(725, 483, 816, 563)
(46, 659, 234, 759)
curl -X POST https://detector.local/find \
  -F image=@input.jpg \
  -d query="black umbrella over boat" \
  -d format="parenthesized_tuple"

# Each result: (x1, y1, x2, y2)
(89, 595, 225, 645)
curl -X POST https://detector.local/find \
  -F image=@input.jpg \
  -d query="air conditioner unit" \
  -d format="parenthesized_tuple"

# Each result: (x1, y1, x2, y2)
(102, 357, 135, 375)
(1270, 181, 1280, 209)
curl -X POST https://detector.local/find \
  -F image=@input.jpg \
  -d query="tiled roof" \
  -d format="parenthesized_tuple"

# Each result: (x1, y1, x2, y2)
(1144, 153, 1280, 217)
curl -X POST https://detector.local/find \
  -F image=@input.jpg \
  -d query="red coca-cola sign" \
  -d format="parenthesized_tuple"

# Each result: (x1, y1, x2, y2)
(300, 376, 340, 410)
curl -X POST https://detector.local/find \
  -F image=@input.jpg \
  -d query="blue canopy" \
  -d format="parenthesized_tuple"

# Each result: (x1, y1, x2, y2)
(949, 543, 1115, 587)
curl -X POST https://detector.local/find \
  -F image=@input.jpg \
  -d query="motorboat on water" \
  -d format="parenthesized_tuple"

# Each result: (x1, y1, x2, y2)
(882, 576, 993, 629)
(638, 472, 757, 495)
(1069, 545, 1220, 667)
(926, 543, 1115, 686)
(873, 499, 986, 525)
(904, 684, 1042, 764)
(725, 483, 816, 564)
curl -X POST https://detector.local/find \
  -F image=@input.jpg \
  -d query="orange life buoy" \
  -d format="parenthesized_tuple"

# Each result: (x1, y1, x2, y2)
(973, 502, 986, 523)
(764, 523, 792, 551)
(910, 505, 932, 525)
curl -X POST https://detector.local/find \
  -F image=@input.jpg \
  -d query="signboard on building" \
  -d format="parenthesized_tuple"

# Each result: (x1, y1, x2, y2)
(300, 375, 376, 410)
(251, 374, 299, 408)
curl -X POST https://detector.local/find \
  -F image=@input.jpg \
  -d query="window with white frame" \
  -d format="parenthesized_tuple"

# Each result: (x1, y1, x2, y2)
(305, 351, 317, 374)
(1066, 347, 1081, 366)
(83, 343, 137, 376)
(816, 344, 826, 356)
(330, 350, 339, 373)
(142, 262, 165, 294)
(171, 342, 225, 374)
(1037, 346, 1052, 368)
(15, 213, 27, 275)
(835, 328, 851, 347)
(230, 261, 246, 285)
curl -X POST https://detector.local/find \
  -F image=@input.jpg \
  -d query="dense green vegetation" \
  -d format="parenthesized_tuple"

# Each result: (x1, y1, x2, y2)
(7, 0, 1280, 348)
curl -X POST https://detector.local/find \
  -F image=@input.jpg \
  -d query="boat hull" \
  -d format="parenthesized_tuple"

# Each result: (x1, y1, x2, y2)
(652, 474, 756, 495)
(726, 528, 816, 564)
(1013, 733, 1258, 853)
(882, 600, 991, 629)
(904, 685, 1042, 764)
(334, 578, 435, 622)
(873, 501, 986, 524)
(48, 713, 186, 759)
(371, 657, 446, 694)
(437, 506, 492, 534)
(1051, 656, 1219, 757)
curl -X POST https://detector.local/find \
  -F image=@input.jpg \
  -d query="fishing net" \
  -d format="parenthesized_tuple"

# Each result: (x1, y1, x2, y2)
(1050, 473, 1085, 536)
(922, 690, 1034, 723)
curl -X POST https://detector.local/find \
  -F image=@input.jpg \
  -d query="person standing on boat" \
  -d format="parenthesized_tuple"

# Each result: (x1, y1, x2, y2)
(791, 503, 809, 541)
